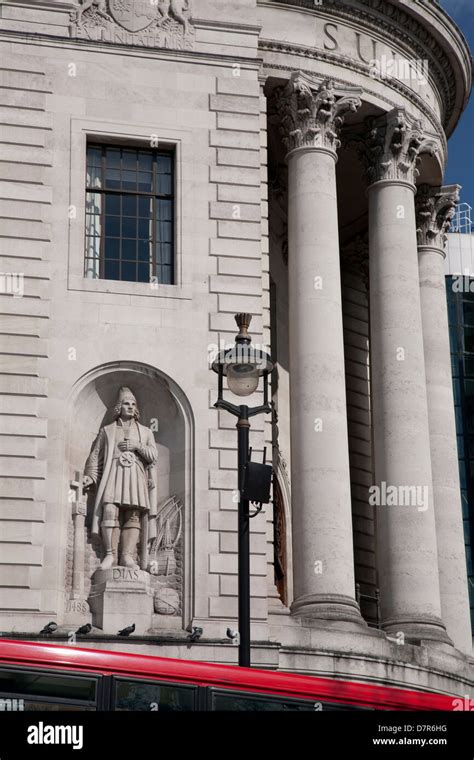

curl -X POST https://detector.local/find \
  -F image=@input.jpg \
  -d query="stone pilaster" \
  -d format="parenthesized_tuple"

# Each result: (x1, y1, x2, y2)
(416, 183, 472, 653)
(277, 72, 365, 623)
(363, 109, 451, 643)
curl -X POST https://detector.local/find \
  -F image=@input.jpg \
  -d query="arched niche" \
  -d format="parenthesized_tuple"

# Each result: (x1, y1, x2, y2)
(64, 361, 194, 629)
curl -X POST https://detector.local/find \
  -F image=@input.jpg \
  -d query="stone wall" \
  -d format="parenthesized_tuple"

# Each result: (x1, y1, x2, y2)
(0, 0, 267, 637)
(0, 49, 52, 618)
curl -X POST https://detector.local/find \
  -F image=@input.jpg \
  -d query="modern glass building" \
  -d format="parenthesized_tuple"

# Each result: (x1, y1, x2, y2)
(446, 207, 474, 639)
(447, 277, 474, 634)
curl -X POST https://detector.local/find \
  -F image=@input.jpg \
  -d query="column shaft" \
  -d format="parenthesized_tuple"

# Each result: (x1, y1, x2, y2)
(416, 184, 472, 652)
(287, 147, 360, 621)
(277, 73, 363, 622)
(368, 179, 448, 642)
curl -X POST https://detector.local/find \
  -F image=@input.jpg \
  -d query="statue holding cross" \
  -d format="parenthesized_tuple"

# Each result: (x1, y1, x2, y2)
(82, 387, 159, 571)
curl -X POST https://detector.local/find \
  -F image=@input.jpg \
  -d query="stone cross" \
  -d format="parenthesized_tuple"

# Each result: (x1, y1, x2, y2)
(69, 471, 87, 600)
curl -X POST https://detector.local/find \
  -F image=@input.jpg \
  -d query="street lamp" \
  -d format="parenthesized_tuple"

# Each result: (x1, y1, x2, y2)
(212, 313, 273, 667)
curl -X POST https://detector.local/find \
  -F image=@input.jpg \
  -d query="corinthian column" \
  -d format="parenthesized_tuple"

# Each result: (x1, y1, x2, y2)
(277, 73, 364, 622)
(364, 109, 451, 643)
(416, 184, 472, 653)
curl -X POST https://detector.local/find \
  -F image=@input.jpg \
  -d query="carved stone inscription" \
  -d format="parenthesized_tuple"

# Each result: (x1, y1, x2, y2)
(70, 0, 195, 50)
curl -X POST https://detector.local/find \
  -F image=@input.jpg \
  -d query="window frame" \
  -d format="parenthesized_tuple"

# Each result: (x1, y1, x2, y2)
(110, 675, 200, 711)
(206, 687, 368, 712)
(85, 144, 175, 285)
(68, 118, 192, 301)
(0, 664, 102, 711)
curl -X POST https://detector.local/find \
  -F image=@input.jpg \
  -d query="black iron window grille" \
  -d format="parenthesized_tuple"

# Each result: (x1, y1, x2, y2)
(85, 144, 174, 285)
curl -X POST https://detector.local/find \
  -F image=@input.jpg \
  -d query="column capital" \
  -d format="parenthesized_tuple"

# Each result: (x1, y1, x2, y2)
(276, 72, 362, 156)
(361, 108, 441, 187)
(415, 183, 460, 250)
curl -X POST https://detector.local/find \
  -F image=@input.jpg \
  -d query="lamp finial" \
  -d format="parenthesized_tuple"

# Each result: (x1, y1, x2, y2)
(235, 313, 252, 344)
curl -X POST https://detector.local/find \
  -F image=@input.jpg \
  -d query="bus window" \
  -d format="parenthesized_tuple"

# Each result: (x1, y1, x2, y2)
(210, 689, 358, 711)
(113, 678, 197, 711)
(9, 700, 95, 712)
(0, 667, 98, 710)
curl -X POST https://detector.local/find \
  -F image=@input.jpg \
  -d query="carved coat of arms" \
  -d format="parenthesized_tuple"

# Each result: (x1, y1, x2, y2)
(109, 0, 157, 33)
(72, 0, 194, 49)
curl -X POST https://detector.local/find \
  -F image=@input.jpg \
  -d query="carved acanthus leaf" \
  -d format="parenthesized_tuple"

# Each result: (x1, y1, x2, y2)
(275, 72, 362, 154)
(360, 108, 441, 186)
(269, 0, 458, 139)
(415, 184, 460, 249)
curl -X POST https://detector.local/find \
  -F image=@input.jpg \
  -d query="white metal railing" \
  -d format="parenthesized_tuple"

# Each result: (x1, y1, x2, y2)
(451, 203, 473, 234)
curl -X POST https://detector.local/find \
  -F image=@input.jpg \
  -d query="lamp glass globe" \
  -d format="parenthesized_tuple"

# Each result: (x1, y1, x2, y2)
(227, 364, 259, 396)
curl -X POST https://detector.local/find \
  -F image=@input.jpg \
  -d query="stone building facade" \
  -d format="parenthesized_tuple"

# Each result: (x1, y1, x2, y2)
(0, 0, 473, 698)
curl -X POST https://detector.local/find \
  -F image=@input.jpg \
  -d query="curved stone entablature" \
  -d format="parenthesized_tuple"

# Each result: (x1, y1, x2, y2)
(260, 36, 448, 170)
(259, 0, 472, 138)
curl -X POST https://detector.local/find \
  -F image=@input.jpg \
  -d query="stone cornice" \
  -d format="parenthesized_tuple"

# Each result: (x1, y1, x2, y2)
(0, 3, 261, 55)
(358, 108, 441, 186)
(263, 0, 472, 136)
(259, 39, 447, 165)
(276, 72, 362, 154)
(415, 184, 460, 250)
(0, 27, 261, 69)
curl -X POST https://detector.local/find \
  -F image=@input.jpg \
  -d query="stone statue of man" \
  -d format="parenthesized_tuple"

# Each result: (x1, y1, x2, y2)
(83, 387, 158, 570)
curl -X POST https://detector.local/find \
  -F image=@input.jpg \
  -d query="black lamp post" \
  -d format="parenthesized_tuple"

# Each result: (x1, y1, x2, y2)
(212, 313, 273, 667)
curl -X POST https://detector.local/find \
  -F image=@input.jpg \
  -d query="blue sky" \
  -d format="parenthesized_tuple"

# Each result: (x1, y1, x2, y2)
(439, 0, 474, 207)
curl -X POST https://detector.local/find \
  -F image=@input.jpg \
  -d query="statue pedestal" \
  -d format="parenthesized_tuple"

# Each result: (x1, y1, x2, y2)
(63, 598, 92, 629)
(88, 566, 154, 635)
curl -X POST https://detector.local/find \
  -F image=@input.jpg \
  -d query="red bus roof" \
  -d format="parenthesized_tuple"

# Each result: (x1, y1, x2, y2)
(0, 638, 457, 710)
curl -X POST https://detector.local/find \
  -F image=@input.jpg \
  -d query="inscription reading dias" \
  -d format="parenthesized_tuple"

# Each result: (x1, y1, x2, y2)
(70, 0, 195, 50)
(113, 567, 141, 581)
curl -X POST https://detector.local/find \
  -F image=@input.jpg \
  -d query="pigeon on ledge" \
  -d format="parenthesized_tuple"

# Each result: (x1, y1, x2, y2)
(118, 624, 135, 636)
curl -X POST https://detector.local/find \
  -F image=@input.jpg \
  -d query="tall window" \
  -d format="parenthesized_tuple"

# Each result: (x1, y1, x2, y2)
(85, 144, 174, 284)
